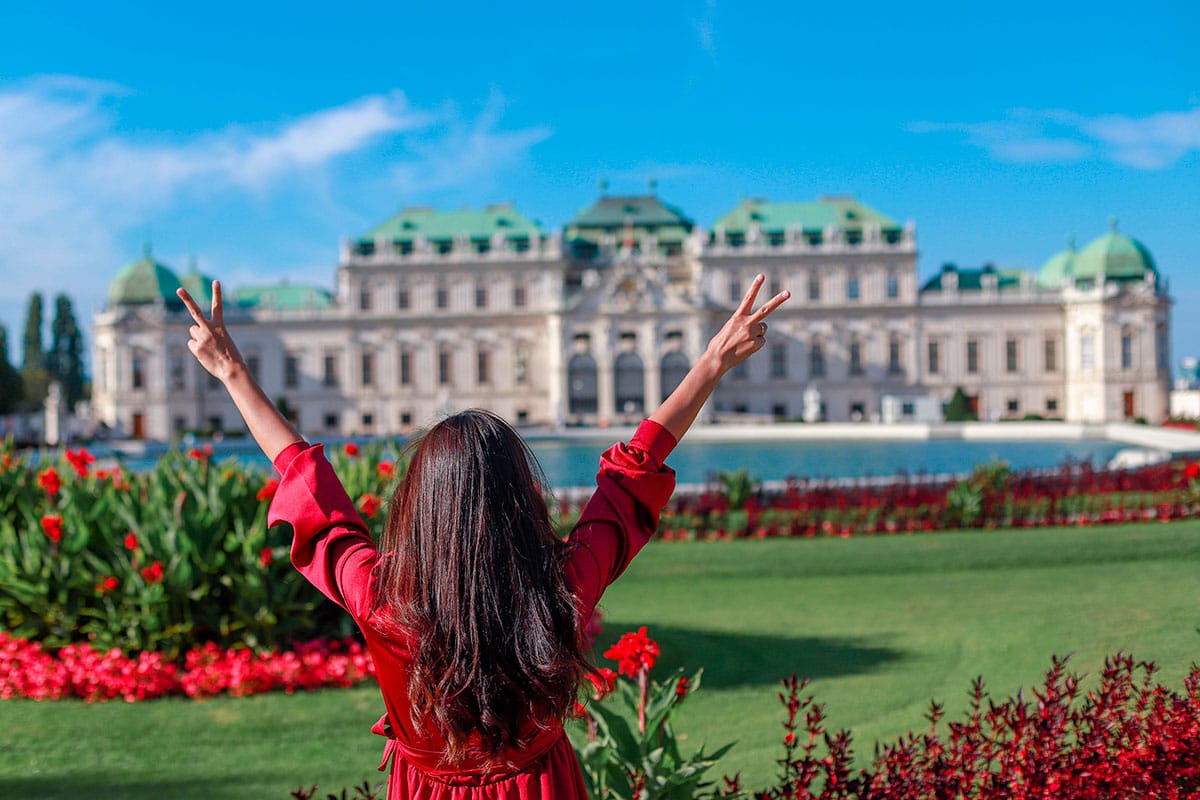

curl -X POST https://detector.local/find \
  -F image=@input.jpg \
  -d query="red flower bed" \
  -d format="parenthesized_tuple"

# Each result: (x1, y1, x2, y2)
(0, 633, 375, 702)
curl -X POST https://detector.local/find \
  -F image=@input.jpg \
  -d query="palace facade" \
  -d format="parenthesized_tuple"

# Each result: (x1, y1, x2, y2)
(91, 192, 1171, 440)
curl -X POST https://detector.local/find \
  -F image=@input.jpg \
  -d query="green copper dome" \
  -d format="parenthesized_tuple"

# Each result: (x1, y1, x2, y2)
(1036, 237, 1077, 289)
(1071, 220, 1156, 285)
(178, 268, 217, 309)
(107, 251, 185, 308)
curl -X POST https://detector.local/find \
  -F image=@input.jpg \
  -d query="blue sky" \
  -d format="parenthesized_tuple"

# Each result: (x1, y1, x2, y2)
(1, 1, 1198, 368)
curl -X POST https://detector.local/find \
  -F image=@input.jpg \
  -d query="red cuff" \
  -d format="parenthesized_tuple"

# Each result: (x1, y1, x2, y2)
(273, 440, 311, 474)
(630, 419, 677, 467)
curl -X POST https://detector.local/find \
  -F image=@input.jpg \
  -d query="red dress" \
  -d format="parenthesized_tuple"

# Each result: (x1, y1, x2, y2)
(267, 420, 677, 799)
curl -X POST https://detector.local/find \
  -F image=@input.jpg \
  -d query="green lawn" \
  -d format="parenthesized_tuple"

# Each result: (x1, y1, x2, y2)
(3, 521, 1199, 799)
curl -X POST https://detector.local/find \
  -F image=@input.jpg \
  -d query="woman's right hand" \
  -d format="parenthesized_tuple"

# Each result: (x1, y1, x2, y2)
(177, 281, 247, 384)
(703, 274, 791, 377)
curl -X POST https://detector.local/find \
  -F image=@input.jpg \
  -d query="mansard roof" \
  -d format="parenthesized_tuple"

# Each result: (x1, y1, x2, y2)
(363, 204, 543, 243)
(233, 283, 333, 311)
(715, 196, 901, 234)
(921, 263, 1027, 293)
(566, 194, 694, 231)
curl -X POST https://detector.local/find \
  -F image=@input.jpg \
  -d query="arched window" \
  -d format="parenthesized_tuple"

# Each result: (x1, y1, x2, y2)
(567, 353, 598, 415)
(614, 352, 645, 414)
(660, 351, 689, 401)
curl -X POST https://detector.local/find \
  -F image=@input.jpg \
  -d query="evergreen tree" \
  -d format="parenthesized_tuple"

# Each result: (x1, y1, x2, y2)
(19, 292, 49, 408)
(46, 294, 86, 409)
(0, 324, 23, 414)
(944, 386, 979, 422)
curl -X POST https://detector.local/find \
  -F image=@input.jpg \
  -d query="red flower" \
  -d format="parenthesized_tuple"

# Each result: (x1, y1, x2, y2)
(187, 444, 213, 462)
(603, 626, 660, 678)
(587, 667, 619, 700)
(140, 561, 164, 584)
(37, 467, 62, 498)
(259, 547, 273, 568)
(124, 532, 139, 551)
(64, 448, 95, 478)
(676, 676, 689, 698)
(1185, 462, 1200, 481)
(784, 731, 796, 746)
(344, 442, 360, 457)
(256, 479, 279, 502)
(41, 514, 63, 543)
(97, 576, 119, 593)
(377, 461, 395, 479)
(358, 493, 381, 517)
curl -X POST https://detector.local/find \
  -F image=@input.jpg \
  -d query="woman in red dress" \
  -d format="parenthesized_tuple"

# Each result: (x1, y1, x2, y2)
(177, 275, 789, 799)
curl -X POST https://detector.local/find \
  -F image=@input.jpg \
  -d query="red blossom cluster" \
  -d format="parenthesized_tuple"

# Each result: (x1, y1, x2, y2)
(64, 447, 95, 478)
(603, 625, 660, 679)
(0, 634, 375, 703)
(744, 654, 1200, 800)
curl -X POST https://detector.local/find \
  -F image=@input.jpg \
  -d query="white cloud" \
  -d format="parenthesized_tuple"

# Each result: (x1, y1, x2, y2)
(910, 106, 1200, 170)
(0, 75, 550, 338)
(693, 0, 718, 59)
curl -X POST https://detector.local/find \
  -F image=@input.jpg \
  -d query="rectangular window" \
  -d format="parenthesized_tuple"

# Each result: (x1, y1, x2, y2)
(323, 354, 338, 388)
(849, 339, 863, 375)
(170, 353, 186, 391)
(397, 286, 410, 310)
(475, 284, 488, 309)
(966, 339, 979, 374)
(361, 351, 374, 387)
(810, 341, 825, 377)
(1081, 334, 1095, 371)
(359, 288, 372, 311)
(807, 274, 820, 301)
(132, 354, 145, 390)
(439, 350, 451, 386)
(1044, 337, 1057, 372)
(886, 274, 899, 299)
(927, 340, 940, 375)
(323, 413, 338, 430)
(399, 350, 411, 386)
(284, 354, 300, 389)
(770, 343, 787, 379)
(1121, 332, 1134, 370)
(769, 276, 782, 297)
(1005, 338, 1018, 373)
(513, 285, 528, 308)
(846, 276, 860, 301)
(436, 285, 449, 309)
(247, 355, 261, 382)
(361, 412, 374, 428)
(515, 345, 529, 385)
(1046, 398, 1059, 413)
(400, 411, 412, 426)
(729, 278, 742, 303)
(477, 349, 489, 385)
(1006, 398, 1019, 414)
(888, 337, 902, 374)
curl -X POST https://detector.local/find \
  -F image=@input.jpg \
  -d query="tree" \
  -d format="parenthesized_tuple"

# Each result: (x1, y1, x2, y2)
(46, 294, 86, 409)
(19, 292, 49, 409)
(0, 324, 23, 414)
(944, 386, 979, 422)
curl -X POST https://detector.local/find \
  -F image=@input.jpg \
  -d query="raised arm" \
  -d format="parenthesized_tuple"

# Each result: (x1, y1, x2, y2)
(649, 273, 790, 442)
(177, 281, 304, 461)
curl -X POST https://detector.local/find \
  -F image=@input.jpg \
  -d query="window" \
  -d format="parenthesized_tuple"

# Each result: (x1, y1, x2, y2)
(769, 276, 782, 296)
(1080, 333, 1095, 371)
(849, 338, 863, 375)
(1121, 331, 1134, 370)
(359, 288, 372, 311)
(246, 355, 261, 382)
(513, 284, 527, 308)
(323, 413, 338, 429)
(928, 340, 940, 375)
(888, 335, 902, 374)
(1046, 398, 1059, 413)
(1005, 338, 1018, 373)
(1157, 324, 1169, 370)
(477, 348, 490, 385)
(397, 286, 410, 310)
(361, 413, 374, 428)
(170, 351, 186, 391)
(284, 354, 300, 389)
(323, 354, 338, 388)
(515, 345, 529, 385)
(436, 285, 449, 309)
(132, 353, 145, 390)
(810, 339, 825, 377)
(901, 401, 915, 417)
(517, 409, 529, 424)
(846, 276, 860, 301)
(614, 352, 645, 414)
(807, 274, 820, 301)
(475, 283, 488, 309)
(660, 351, 689, 401)
(400, 411, 412, 426)
(729, 277, 742, 303)
(361, 351, 374, 387)
(399, 350, 412, 386)
(1006, 398, 1019, 414)
(773, 404, 787, 419)
(966, 339, 979, 374)
(770, 343, 787, 379)
(438, 350, 452, 386)
(886, 274, 899, 299)
(1044, 337, 1057, 372)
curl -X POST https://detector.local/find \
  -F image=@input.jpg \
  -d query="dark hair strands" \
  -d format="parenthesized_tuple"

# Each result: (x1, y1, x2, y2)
(370, 410, 589, 766)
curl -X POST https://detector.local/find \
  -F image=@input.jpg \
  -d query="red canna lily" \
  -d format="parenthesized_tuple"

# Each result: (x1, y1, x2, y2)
(37, 467, 62, 498)
(41, 514, 63, 543)
(140, 561, 164, 584)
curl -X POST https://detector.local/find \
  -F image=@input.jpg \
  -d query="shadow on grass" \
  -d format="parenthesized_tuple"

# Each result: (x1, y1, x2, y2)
(594, 624, 907, 689)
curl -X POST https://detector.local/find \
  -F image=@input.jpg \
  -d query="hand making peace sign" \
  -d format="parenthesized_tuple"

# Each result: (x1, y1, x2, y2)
(176, 281, 247, 384)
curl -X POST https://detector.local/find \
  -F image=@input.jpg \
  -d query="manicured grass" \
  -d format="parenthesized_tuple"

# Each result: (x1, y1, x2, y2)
(3, 521, 1199, 798)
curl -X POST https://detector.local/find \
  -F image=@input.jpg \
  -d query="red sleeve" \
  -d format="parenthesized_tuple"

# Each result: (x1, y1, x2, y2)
(267, 443, 378, 622)
(564, 419, 677, 618)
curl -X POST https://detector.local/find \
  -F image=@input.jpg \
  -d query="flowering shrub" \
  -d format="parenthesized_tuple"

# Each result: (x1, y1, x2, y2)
(0, 632, 374, 702)
(727, 654, 1200, 799)
(0, 440, 406, 657)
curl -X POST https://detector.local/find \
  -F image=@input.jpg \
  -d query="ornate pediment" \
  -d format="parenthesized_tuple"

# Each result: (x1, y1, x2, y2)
(564, 260, 697, 315)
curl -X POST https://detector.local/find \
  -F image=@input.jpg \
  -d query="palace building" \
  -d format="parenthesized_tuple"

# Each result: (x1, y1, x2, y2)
(91, 192, 1171, 440)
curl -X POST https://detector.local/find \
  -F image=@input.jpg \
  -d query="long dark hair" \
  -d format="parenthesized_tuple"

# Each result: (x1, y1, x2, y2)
(371, 409, 588, 763)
